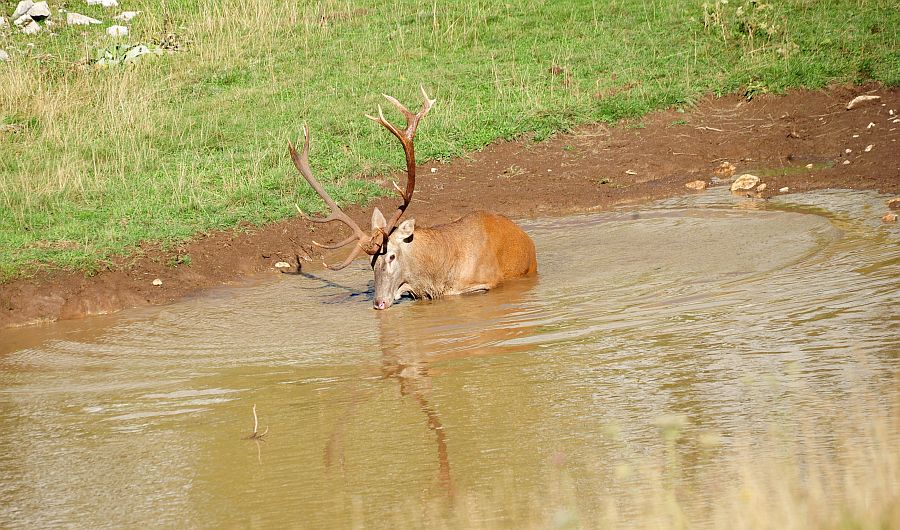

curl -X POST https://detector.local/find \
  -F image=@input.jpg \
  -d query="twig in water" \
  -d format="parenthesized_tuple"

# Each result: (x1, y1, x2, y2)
(243, 404, 269, 440)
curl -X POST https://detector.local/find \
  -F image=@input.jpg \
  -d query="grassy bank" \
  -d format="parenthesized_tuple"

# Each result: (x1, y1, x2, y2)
(1, 0, 898, 278)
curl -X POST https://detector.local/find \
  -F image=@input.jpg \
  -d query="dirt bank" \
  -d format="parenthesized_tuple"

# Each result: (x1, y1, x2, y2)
(2, 84, 898, 329)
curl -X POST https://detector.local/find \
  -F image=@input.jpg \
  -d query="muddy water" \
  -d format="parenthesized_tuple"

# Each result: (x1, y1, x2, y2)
(0, 190, 897, 528)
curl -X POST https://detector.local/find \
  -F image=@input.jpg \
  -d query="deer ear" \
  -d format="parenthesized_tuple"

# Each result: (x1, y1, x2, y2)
(394, 219, 415, 242)
(371, 207, 386, 231)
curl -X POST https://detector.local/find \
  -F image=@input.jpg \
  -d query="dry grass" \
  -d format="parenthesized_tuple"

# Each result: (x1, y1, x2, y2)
(399, 398, 900, 529)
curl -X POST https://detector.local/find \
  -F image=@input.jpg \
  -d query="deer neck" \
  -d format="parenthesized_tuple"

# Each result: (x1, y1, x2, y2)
(401, 228, 456, 299)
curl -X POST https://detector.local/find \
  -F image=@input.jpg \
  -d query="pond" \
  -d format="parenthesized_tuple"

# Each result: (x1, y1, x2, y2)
(1, 189, 897, 528)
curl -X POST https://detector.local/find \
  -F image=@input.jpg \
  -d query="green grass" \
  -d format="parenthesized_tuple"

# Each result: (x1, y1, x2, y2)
(1, 0, 898, 278)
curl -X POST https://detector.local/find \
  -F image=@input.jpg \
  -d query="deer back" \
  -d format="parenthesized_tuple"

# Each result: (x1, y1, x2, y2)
(403, 211, 537, 299)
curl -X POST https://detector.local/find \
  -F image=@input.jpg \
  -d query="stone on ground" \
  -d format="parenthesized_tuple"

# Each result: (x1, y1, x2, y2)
(25, 1, 49, 20)
(67, 12, 101, 25)
(684, 180, 707, 191)
(730, 174, 760, 192)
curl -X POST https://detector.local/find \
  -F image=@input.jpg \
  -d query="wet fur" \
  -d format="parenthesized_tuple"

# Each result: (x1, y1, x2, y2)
(401, 211, 537, 299)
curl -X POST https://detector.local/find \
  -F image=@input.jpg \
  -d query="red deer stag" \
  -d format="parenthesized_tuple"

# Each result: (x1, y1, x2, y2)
(288, 88, 537, 310)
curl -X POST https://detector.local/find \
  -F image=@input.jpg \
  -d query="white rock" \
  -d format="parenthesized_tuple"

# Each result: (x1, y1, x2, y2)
(842, 159, 850, 165)
(113, 10, 139, 22)
(123, 44, 157, 62)
(867, 122, 875, 129)
(846, 95, 881, 110)
(779, 187, 790, 193)
(0, 16, 7, 27)
(805, 163, 814, 169)
(864, 144, 873, 152)
(106, 24, 127, 37)
(730, 174, 760, 192)
(151, 278, 163, 286)
(430, 167, 437, 173)
(11, 0, 33, 22)
(87, 0, 118, 7)
(13, 13, 31, 25)
(25, 1, 49, 20)
(756, 183, 767, 192)
(67, 12, 101, 25)
(20, 19, 40, 33)
(0, 49, 9, 62)
(844, 148, 852, 154)
(274, 261, 291, 269)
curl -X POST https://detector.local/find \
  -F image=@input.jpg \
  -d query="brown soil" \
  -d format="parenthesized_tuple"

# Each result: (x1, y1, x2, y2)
(2, 84, 898, 329)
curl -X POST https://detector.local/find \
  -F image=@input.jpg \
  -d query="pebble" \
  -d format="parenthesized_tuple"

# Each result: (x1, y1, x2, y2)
(842, 160, 851, 165)
(805, 163, 814, 169)
(274, 261, 291, 269)
(864, 144, 873, 152)
(888, 198, 900, 210)
(152, 278, 163, 286)
(756, 183, 767, 192)
(730, 174, 760, 192)
(430, 167, 437, 173)
(844, 148, 852, 154)
(684, 180, 707, 191)
(779, 187, 790, 193)
(867, 122, 875, 129)
(0, 50, 9, 62)
(882, 213, 898, 223)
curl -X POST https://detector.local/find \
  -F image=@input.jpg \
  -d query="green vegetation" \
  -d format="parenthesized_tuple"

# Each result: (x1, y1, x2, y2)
(1, 0, 897, 278)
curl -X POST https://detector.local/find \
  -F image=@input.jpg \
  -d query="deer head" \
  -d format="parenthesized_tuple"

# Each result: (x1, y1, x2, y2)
(370, 208, 416, 310)
(289, 88, 435, 307)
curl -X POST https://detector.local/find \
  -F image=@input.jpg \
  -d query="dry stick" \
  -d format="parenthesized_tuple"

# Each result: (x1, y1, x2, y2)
(244, 404, 268, 440)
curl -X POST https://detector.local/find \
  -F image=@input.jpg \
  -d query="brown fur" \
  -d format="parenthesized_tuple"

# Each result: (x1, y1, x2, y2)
(403, 211, 537, 299)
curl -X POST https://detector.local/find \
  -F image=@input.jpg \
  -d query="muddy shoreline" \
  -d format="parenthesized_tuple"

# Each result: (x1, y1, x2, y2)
(2, 84, 898, 329)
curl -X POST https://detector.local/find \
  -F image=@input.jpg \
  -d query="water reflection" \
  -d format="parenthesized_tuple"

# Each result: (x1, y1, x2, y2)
(367, 277, 540, 502)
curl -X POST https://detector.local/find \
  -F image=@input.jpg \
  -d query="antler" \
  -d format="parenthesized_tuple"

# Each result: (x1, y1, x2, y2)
(366, 86, 436, 237)
(290, 88, 435, 269)
(289, 125, 380, 270)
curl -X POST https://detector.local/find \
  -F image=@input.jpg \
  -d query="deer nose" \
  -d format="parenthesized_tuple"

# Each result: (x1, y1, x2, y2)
(373, 299, 388, 310)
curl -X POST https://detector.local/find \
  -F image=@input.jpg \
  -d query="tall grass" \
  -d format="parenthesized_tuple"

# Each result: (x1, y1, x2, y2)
(1, 0, 898, 277)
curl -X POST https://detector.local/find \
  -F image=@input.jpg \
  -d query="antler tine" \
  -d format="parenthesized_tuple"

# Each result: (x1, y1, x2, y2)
(311, 232, 359, 250)
(364, 87, 436, 233)
(323, 241, 368, 271)
(289, 125, 379, 264)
